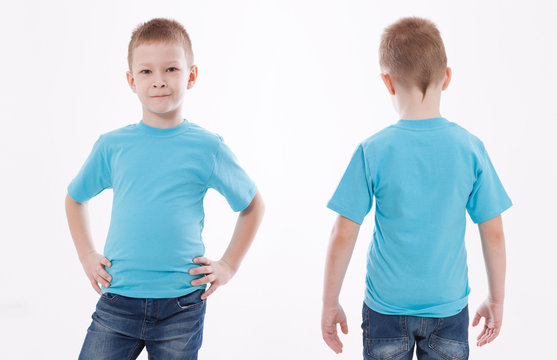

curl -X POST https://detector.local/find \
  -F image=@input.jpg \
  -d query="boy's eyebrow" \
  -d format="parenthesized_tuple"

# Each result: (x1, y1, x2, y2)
(136, 61, 182, 68)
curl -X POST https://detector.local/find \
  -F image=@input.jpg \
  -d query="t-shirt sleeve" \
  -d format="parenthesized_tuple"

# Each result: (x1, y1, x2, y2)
(67, 135, 112, 203)
(466, 144, 512, 223)
(327, 144, 373, 224)
(206, 137, 257, 212)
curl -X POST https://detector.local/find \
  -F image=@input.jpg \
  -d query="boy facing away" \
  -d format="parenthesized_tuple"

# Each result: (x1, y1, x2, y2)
(322, 17, 511, 359)
(65, 18, 264, 359)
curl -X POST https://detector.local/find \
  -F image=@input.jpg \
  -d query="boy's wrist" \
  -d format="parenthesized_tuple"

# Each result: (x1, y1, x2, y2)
(487, 295, 505, 305)
(322, 297, 340, 308)
(78, 249, 97, 263)
(219, 257, 238, 275)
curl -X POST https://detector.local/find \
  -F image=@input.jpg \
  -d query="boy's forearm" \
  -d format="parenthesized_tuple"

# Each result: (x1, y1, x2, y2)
(323, 215, 360, 307)
(65, 193, 97, 261)
(478, 215, 507, 303)
(220, 191, 265, 272)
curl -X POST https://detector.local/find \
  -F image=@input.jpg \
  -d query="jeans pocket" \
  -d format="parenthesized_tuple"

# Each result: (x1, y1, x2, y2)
(99, 292, 120, 304)
(429, 334, 468, 360)
(367, 337, 409, 360)
(174, 290, 205, 312)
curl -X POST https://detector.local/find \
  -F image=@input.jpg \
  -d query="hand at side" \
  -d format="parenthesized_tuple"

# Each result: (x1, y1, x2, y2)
(322, 303, 349, 353)
(80, 251, 112, 295)
(189, 257, 236, 300)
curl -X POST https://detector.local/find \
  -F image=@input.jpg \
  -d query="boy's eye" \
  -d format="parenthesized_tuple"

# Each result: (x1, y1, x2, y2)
(167, 67, 179, 72)
(140, 69, 151, 74)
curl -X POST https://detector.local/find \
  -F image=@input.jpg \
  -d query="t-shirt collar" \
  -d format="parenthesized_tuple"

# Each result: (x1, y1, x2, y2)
(395, 117, 450, 130)
(138, 118, 189, 136)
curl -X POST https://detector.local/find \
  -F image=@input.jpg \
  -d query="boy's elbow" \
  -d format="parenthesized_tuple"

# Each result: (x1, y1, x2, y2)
(485, 230, 506, 246)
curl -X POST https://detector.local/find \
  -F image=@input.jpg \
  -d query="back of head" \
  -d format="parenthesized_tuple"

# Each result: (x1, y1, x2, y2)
(128, 18, 194, 71)
(379, 17, 447, 97)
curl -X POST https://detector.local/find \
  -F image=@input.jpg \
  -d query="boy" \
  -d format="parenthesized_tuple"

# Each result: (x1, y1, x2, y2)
(322, 17, 511, 360)
(65, 18, 264, 360)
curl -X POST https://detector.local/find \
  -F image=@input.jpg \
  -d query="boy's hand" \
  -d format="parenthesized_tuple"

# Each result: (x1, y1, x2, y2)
(321, 303, 349, 354)
(80, 252, 112, 296)
(472, 298, 504, 346)
(189, 257, 236, 300)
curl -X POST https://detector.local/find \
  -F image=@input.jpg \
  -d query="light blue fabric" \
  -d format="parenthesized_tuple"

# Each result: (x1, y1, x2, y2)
(68, 119, 257, 298)
(327, 117, 512, 317)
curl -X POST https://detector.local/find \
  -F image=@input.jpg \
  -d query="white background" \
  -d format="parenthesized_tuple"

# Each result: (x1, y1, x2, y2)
(1, 0, 556, 359)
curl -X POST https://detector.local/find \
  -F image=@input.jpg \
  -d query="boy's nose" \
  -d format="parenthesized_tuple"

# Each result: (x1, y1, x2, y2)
(152, 80, 167, 88)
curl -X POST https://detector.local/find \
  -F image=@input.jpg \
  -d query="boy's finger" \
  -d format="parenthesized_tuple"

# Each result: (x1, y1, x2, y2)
(193, 257, 211, 265)
(94, 273, 110, 288)
(189, 266, 213, 275)
(485, 332, 495, 344)
(487, 328, 500, 343)
(102, 258, 112, 268)
(477, 325, 488, 340)
(192, 274, 215, 286)
(340, 320, 349, 334)
(201, 284, 218, 299)
(98, 269, 112, 282)
(477, 327, 491, 346)
(323, 331, 342, 353)
(90, 280, 102, 295)
(471, 313, 481, 326)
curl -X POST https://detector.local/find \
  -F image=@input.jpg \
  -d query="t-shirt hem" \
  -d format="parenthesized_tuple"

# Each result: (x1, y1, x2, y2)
(326, 201, 364, 224)
(101, 285, 206, 299)
(232, 184, 258, 212)
(67, 186, 86, 204)
(364, 295, 469, 318)
(471, 200, 513, 224)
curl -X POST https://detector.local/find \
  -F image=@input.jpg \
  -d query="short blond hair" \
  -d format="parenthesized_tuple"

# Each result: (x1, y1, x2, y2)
(379, 17, 447, 97)
(128, 18, 193, 71)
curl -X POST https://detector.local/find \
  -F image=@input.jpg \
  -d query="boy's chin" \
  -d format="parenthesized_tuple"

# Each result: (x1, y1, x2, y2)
(143, 106, 181, 117)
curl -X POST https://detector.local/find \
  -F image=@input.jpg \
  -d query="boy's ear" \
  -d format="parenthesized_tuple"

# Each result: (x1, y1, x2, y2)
(187, 65, 198, 90)
(441, 67, 452, 91)
(126, 71, 137, 93)
(380, 73, 395, 95)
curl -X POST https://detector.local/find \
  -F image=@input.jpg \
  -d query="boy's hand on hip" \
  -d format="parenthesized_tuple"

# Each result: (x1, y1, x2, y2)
(321, 303, 348, 354)
(189, 257, 236, 300)
(80, 252, 112, 296)
(472, 298, 504, 346)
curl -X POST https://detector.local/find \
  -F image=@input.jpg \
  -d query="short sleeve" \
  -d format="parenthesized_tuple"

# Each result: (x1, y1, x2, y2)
(67, 135, 112, 203)
(327, 144, 373, 224)
(206, 138, 257, 212)
(466, 144, 512, 223)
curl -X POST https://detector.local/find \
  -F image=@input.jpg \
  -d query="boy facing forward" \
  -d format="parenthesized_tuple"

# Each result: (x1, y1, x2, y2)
(66, 18, 264, 360)
(322, 17, 511, 359)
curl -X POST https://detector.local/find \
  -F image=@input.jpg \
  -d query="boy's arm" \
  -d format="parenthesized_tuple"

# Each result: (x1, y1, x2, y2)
(65, 193, 112, 295)
(322, 215, 360, 354)
(189, 191, 265, 299)
(472, 214, 506, 346)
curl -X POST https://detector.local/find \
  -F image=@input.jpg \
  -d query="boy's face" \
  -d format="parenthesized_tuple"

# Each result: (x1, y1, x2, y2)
(126, 42, 197, 119)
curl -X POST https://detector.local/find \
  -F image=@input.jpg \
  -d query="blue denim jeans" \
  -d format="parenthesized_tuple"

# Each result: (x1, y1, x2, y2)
(79, 289, 206, 360)
(362, 302, 469, 360)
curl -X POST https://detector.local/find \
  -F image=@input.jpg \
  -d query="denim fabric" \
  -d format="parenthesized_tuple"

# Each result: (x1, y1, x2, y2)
(362, 302, 469, 360)
(79, 289, 206, 360)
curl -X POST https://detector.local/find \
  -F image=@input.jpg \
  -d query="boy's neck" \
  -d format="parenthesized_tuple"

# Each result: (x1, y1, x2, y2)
(142, 107, 184, 129)
(395, 84, 443, 120)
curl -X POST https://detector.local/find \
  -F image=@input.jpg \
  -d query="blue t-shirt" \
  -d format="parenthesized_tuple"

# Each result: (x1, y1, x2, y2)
(68, 119, 257, 298)
(327, 117, 512, 317)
